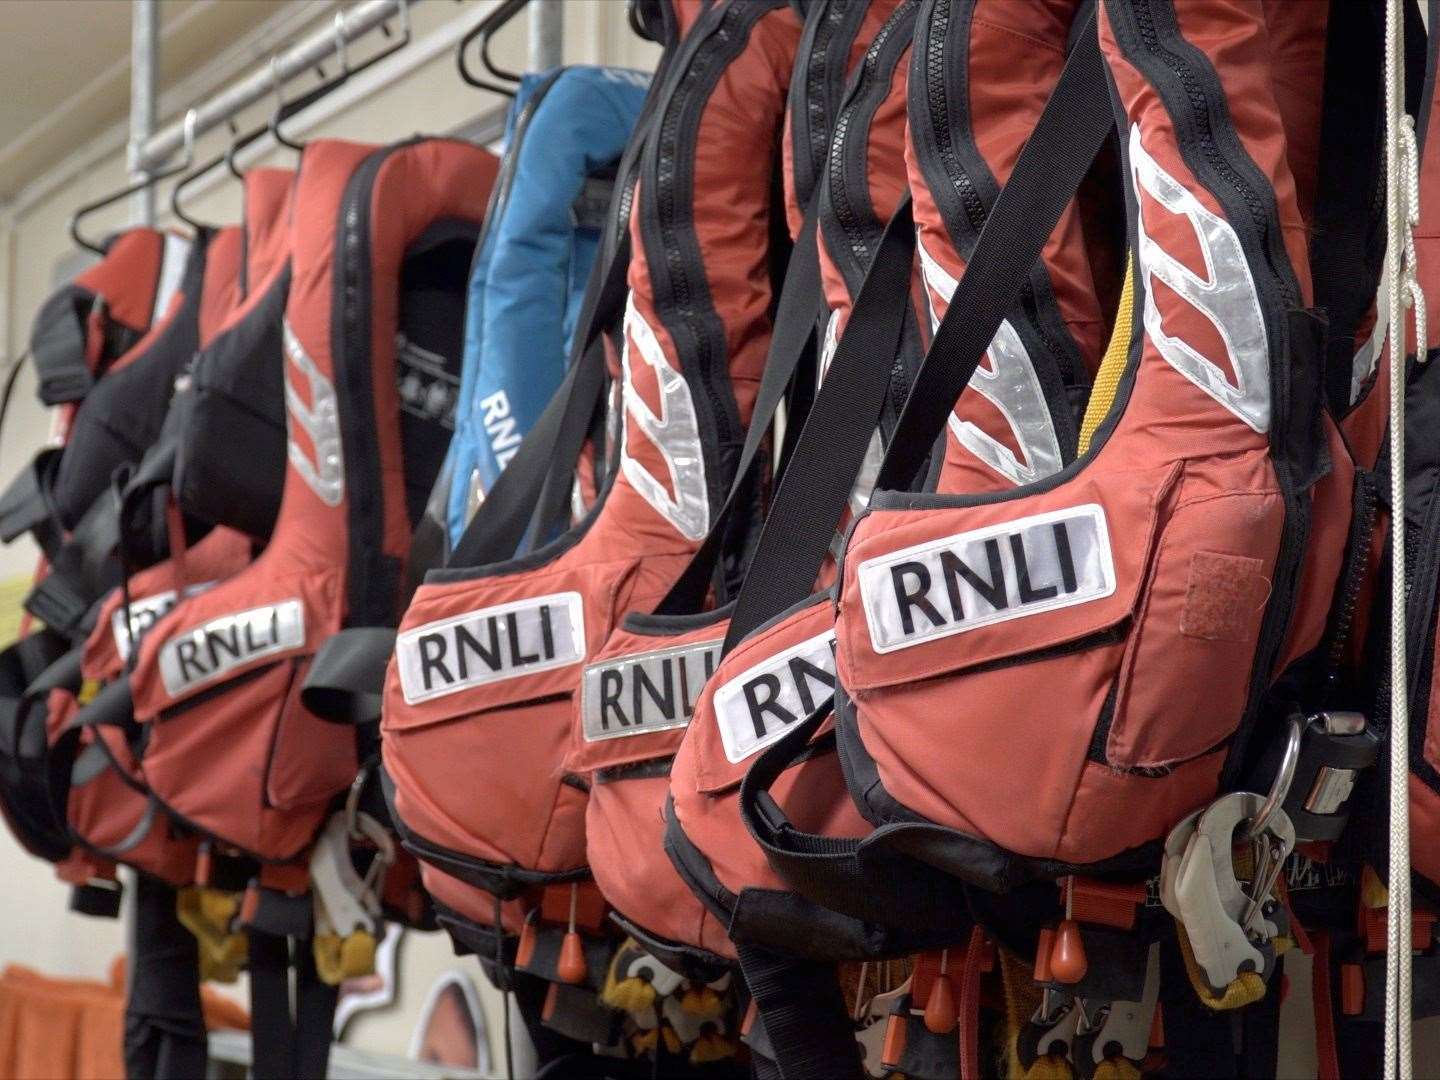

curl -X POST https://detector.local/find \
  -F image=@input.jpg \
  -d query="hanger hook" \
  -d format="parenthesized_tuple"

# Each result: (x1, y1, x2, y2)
(181, 108, 199, 170)
(333, 11, 350, 79)
(268, 54, 304, 152)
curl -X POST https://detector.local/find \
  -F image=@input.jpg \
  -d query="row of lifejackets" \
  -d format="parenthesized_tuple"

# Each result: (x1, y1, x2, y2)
(0, 0, 1435, 1077)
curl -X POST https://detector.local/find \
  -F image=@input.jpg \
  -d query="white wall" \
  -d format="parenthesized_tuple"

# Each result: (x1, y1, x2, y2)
(0, 2, 659, 1071)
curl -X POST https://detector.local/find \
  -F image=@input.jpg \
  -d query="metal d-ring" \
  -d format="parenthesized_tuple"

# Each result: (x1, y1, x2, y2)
(1248, 715, 1302, 840)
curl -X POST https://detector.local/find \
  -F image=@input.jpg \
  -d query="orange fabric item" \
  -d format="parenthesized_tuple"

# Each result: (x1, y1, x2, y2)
(0, 958, 248, 1080)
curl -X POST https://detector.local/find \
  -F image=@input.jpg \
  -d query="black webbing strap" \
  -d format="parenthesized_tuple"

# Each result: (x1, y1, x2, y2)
(300, 626, 397, 725)
(735, 940, 864, 1080)
(248, 930, 295, 1080)
(248, 929, 338, 1080)
(24, 490, 124, 639)
(447, 231, 630, 569)
(0, 448, 61, 554)
(719, 200, 916, 649)
(69, 677, 136, 738)
(723, 14, 1107, 650)
(739, 698, 969, 931)
(873, 14, 1107, 493)
(124, 875, 208, 1080)
(1157, 936, 1237, 1078)
(655, 194, 828, 615)
(1310, 0, 1385, 417)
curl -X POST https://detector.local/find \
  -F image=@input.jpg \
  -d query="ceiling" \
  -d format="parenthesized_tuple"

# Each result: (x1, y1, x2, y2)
(0, 0, 312, 202)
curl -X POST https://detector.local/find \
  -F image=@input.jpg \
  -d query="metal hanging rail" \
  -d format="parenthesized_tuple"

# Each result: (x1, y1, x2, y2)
(134, 0, 411, 174)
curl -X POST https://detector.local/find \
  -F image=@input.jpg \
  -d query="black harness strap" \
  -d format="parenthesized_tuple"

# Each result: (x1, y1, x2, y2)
(247, 928, 339, 1080)
(723, 12, 1108, 654)
(124, 875, 209, 1080)
(735, 939, 865, 1080)
(655, 192, 829, 616)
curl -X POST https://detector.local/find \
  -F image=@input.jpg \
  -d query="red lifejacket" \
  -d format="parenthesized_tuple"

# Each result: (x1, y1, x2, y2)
(123, 139, 493, 872)
(379, 0, 803, 996)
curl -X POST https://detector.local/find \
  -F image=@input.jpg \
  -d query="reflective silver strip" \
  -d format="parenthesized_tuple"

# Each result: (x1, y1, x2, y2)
(580, 638, 723, 742)
(918, 238, 1063, 486)
(283, 318, 345, 507)
(394, 591, 586, 705)
(619, 295, 710, 541)
(857, 503, 1115, 654)
(158, 599, 306, 696)
(1130, 123, 1270, 433)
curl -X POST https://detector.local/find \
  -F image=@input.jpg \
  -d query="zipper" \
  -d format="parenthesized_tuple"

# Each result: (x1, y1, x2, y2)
(823, 0, 916, 286)
(916, 0, 988, 240)
(790, 0, 852, 211)
(638, 1, 781, 495)
(1322, 469, 1378, 693)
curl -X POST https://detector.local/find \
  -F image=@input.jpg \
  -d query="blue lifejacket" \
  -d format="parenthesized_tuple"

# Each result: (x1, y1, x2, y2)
(446, 65, 649, 547)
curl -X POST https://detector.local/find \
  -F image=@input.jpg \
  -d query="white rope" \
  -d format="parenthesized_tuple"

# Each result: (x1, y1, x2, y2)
(1384, 0, 1421, 1072)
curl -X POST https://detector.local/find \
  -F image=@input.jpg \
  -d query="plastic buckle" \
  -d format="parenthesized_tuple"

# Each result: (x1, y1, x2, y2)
(1016, 986, 1080, 1071)
(1072, 943, 1160, 1080)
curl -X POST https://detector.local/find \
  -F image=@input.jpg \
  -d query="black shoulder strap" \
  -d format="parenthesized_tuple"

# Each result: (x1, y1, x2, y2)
(724, 14, 1109, 649)
(654, 194, 828, 615)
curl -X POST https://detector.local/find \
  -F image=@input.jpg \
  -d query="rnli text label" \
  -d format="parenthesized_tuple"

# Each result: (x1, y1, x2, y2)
(858, 505, 1115, 654)
(581, 639, 722, 742)
(396, 592, 585, 704)
(112, 581, 217, 662)
(713, 630, 836, 764)
(159, 599, 306, 696)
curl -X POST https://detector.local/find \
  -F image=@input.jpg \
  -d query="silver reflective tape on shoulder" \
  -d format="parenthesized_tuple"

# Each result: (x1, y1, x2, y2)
(158, 599, 306, 696)
(712, 630, 836, 764)
(1129, 123, 1270, 433)
(619, 295, 710, 541)
(917, 239, 1063, 486)
(283, 319, 345, 507)
(580, 638, 723, 742)
(395, 592, 586, 705)
(112, 580, 219, 662)
(151, 233, 192, 325)
(858, 504, 1115, 654)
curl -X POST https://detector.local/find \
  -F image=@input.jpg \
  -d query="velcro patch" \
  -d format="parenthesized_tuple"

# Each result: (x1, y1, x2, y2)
(857, 504, 1115, 654)
(1180, 551, 1265, 642)
(159, 599, 306, 696)
(395, 592, 585, 705)
(713, 631, 836, 764)
(580, 639, 723, 742)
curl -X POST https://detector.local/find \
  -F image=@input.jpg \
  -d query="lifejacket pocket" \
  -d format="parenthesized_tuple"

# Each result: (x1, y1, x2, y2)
(837, 447, 1284, 869)
(1101, 452, 1284, 772)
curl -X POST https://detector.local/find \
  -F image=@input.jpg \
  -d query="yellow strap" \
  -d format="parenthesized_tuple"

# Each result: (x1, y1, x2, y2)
(176, 887, 247, 983)
(1093, 1057, 1142, 1080)
(1176, 924, 1266, 1011)
(1024, 1054, 1075, 1080)
(313, 930, 377, 986)
(1077, 259, 1135, 456)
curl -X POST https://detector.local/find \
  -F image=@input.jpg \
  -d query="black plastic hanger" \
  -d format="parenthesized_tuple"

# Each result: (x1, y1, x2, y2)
(458, 0, 528, 95)
(69, 112, 198, 254)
